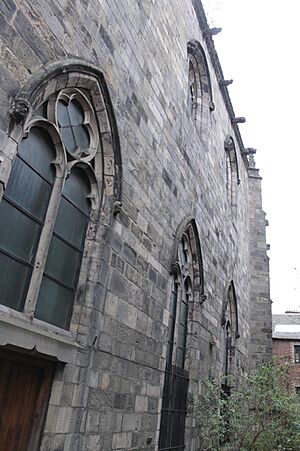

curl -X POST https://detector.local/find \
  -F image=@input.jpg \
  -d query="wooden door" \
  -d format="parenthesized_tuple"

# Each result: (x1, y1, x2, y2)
(0, 350, 54, 451)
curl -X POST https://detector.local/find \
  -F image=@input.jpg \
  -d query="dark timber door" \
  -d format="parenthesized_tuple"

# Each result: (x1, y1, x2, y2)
(0, 350, 54, 451)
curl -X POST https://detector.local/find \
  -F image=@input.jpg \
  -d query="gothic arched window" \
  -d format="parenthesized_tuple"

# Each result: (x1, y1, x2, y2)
(0, 74, 113, 330)
(187, 40, 214, 141)
(188, 57, 199, 120)
(224, 137, 239, 212)
(167, 234, 193, 370)
(221, 281, 239, 394)
(159, 219, 205, 451)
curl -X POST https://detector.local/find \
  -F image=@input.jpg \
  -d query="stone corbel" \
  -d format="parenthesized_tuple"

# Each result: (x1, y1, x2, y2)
(170, 261, 181, 276)
(209, 335, 216, 347)
(113, 200, 122, 216)
(224, 136, 234, 151)
(9, 98, 31, 124)
(209, 101, 215, 112)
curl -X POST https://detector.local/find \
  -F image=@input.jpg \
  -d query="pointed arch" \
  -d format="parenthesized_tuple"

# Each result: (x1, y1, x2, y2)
(221, 281, 239, 340)
(159, 217, 206, 450)
(0, 58, 122, 331)
(187, 40, 214, 141)
(224, 136, 239, 211)
(169, 217, 206, 304)
(9, 58, 122, 204)
(221, 281, 239, 393)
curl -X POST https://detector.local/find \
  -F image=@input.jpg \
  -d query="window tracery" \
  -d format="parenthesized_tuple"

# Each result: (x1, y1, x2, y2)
(187, 40, 214, 141)
(221, 281, 239, 393)
(159, 219, 205, 451)
(0, 85, 102, 329)
(188, 58, 199, 119)
(167, 234, 193, 370)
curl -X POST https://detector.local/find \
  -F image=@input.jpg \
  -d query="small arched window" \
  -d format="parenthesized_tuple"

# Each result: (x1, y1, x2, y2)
(0, 85, 102, 329)
(224, 137, 239, 212)
(187, 40, 214, 141)
(221, 281, 239, 393)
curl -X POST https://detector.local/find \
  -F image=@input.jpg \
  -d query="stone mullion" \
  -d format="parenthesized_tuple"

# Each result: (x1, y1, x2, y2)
(172, 278, 182, 367)
(23, 171, 66, 317)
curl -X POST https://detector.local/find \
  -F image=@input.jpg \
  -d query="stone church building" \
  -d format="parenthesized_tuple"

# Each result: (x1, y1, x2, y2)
(0, 0, 272, 450)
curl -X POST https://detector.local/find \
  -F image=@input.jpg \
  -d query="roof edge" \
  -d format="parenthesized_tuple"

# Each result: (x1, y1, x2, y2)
(191, 0, 248, 167)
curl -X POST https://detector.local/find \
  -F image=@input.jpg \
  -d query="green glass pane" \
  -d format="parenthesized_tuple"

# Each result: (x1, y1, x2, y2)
(166, 343, 172, 366)
(57, 100, 71, 127)
(73, 125, 90, 150)
(44, 235, 81, 288)
(178, 240, 187, 268)
(176, 348, 184, 369)
(17, 128, 56, 182)
(54, 197, 87, 249)
(181, 282, 187, 301)
(0, 251, 30, 310)
(5, 156, 52, 221)
(170, 288, 177, 319)
(178, 323, 186, 350)
(0, 199, 40, 263)
(63, 167, 91, 214)
(68, 99, 84, 126)
(35, 276, 74, 329)
(60, 127, 76, 154)
(180, 299, 188, 325)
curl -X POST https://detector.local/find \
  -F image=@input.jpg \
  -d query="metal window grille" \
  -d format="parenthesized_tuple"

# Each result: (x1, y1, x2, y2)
(158, 363, 189, 451)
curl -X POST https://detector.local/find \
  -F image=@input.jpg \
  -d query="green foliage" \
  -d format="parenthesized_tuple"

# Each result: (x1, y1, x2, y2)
(195, 360, 300, 451)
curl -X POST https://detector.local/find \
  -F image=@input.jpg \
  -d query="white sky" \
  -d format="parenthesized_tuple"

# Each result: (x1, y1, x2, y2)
(202, 0, 300, 313)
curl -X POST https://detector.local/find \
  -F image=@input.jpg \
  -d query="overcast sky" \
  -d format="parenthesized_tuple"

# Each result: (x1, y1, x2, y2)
(202, 0, 300, 313)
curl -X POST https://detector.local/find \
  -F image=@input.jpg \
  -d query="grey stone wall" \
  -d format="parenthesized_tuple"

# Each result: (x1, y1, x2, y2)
(248, 160, 272, 369)
(0, 1, 271, 450)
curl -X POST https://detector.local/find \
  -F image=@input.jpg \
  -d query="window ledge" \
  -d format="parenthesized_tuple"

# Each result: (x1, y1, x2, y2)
(0, 306, 83, 363)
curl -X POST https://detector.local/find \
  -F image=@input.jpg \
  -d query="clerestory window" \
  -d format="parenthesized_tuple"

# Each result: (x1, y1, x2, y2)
(187, 40, 214, 142)
(188, 58, 199, 119)
(224, 137, 239, 212)
(0, 87, 101, 329)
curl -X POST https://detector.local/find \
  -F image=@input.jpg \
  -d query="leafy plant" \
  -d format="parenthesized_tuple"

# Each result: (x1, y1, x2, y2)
(195, 360, 300, 451)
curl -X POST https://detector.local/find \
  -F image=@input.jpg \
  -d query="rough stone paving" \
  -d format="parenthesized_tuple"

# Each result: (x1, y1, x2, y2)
(0, 0, 272, 450)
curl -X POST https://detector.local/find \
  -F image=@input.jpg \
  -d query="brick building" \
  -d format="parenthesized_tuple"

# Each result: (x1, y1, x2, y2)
(273, 313, 300, 393)
(0, 1, 272, 450)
